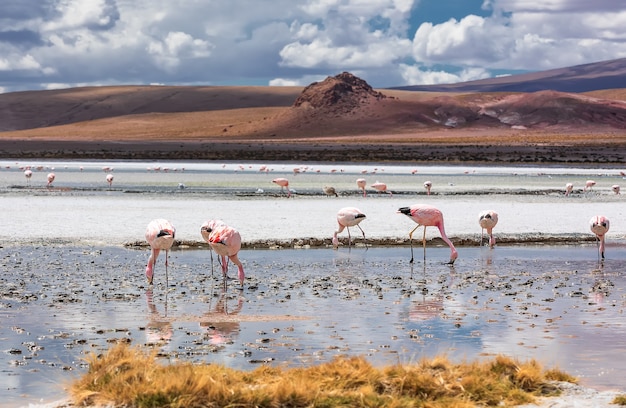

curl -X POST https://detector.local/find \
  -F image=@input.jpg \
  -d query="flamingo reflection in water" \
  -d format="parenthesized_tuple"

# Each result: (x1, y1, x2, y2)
(200, 287, 244, 346)
(145, 290, 173, 348)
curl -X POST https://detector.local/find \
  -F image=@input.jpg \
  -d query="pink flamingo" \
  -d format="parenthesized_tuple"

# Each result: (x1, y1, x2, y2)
(201, 220, 245, 286)
(565, 183, 573, 196)
(272, 178, 291, 198)
(372, 181, 392, 196)
(332, 207, 366, 249)
(106, 174, 114, 187)
(423, 181, 432, 195)
(612, 185, 620, 195)
(584, 180, 596, 191)
(24, 169, 32, 185)
(200, 219, 225, 272)
(145, 219, 176, 285)
(397, 204, 458, 264)
(590, 215, 610, 259)
(356, 178, 367, 197)
(47, 172, 55, 187)
(478, 210, 499, 248)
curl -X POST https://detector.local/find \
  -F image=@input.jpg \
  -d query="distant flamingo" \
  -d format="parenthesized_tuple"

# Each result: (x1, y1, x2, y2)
(106, 174, 114, 187)
(565, 183, 573, 196)
(372, 181, 392, 196)
(145, 219, 176, 285)
(397, 204, 457, 264)
(201, 220, 245, 286)
(272, 178, 291, 198)
(589, 215, 610, 259)
(356, 178, 367, 197)
(332, 207, 366, 249)
(612, 185, 620, 195)
(46, 173, 55, 187)
(323, 186, 338, 197)
(423, 181, 432, 195)
(24, 169, 32, 185)
(584, 180, 596, 191)
(478, 210, 499, 248)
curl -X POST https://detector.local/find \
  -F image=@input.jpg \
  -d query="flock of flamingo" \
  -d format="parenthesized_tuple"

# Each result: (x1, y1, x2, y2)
(145, 175, 612, 287)
(12, 165, 615, 286)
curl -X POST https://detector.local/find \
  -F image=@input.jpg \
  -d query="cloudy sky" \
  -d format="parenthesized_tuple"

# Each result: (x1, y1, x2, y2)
(1, 0, 625, 94)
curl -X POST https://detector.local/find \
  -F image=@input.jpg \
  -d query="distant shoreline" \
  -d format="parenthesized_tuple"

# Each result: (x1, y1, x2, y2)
(0, 139, 624, 166)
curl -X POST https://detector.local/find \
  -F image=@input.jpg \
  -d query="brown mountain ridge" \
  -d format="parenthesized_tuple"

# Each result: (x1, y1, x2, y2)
(1, 67, 626, 163)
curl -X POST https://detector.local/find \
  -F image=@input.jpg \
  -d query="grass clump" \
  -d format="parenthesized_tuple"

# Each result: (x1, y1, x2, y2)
(613, 395, 626, 405)
(70, 343, 576, 407)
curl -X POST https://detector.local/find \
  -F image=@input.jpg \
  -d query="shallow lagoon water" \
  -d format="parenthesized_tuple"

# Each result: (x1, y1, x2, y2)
(0, 160, 625, 407)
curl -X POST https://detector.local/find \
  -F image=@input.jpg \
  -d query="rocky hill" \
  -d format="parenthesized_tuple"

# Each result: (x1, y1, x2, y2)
(1, 69, 626, 164)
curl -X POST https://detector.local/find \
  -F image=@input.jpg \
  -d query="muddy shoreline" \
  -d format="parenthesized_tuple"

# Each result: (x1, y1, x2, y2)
(1, 139, 625, 165)
(123, 234, 600, 251)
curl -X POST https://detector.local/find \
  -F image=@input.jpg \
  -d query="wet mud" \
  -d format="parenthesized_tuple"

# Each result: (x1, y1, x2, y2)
(2, 244, 626, 407)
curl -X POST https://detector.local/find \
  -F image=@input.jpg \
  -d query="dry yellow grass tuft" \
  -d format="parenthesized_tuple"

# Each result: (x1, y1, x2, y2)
(70, 343, 576, 408)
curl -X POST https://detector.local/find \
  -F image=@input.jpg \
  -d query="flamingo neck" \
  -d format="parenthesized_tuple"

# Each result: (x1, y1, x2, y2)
(599, 236, 606, 258)
(437, 224, 458, 260)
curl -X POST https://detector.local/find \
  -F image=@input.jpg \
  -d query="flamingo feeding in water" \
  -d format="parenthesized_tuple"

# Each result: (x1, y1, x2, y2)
(565, 183, 573, 196)
(47, 173, 55, 187)
(612, 185, 620, 195)
(201, 220, 245, 286)
(24, 169, 32, 185)
(589, 215, 610, 260)
(397, 204, 458, 264)
(584, 180, 596, 191)
(332, 207, 366, 249)
(478, 210, 499, 248)
(272, 178, 291, 198)
(106, 174, 114, 187)
(145, 219, 176, 285)
(356, 178, 367, 197)
(372, 181, 392, 196)
(423, 181, 432, 195)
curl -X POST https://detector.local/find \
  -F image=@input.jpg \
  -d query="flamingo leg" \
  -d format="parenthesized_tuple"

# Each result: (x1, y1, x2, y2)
(165, 249, 169, 287)
(356, 224, 366, 244)
(221, 255, 228, 277)
(422, 226, 427, 261)
(408, 224, 421, 263)
(347, 227, 352, 247)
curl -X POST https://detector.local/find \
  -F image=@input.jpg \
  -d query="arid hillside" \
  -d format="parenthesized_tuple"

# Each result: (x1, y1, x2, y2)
(393, 57, 626, 93)
(1, 68, 626, 163)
